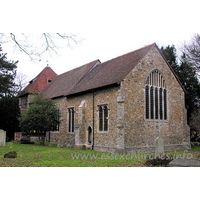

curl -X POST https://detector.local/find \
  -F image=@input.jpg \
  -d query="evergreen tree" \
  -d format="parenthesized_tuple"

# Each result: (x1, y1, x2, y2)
(178, 53, 200, 119)
(0, 44, 18, 97)
(161, 45, 200, 122)
(161, 45, 179, 74)
(0, 96, 21, 141)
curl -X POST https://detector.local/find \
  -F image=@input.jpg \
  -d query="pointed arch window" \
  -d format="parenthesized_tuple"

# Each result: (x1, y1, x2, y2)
(104, 106, 108, 131)
(99, 106, 103, 131)
(68, 108, 75, 132)
(145, 70, 167, 120)
(98, 105, 109, 132)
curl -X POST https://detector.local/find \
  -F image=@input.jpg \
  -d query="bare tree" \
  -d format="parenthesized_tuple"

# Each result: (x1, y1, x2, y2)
(0, 33, 79, 60)
(182, 33, 200, 72)
(15, 72, 28, 93)
(8, 72, 28, 96)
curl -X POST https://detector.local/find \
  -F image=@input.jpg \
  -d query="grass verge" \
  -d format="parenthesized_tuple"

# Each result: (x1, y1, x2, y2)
(0, 142, 200, 167)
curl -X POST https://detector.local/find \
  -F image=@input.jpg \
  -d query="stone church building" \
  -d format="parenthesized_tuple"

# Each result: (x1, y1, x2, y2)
(18, 43, 191, 153)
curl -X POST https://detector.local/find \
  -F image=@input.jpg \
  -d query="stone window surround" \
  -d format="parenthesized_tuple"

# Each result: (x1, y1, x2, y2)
(97, 103, 110, 133)
(67, 107, 75, 133)
(145, 69, 168, 121)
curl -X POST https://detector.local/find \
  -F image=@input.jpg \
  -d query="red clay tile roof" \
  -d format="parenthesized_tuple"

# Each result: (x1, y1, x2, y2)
(18, 66, 57, 97)
(42, 43, 155, 98)
(43, 60, 101, 99)
(67, 43, 155, 95)
(19, 43, 186, 99)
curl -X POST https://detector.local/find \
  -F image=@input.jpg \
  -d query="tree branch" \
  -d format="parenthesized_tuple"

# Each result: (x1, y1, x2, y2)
(10, 33, 33, 60)
(56, 33, 78, 48)
(182, 33, 200, 71)
(42, 33, 58, 55)
(4, 33, 79, 60)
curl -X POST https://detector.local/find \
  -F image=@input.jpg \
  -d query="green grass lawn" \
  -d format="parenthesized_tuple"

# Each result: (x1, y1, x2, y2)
(0, 142, 200, 167)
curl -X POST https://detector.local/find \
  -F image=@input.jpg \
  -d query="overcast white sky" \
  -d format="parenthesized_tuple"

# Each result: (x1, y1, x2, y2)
(1, 0, 200, 83)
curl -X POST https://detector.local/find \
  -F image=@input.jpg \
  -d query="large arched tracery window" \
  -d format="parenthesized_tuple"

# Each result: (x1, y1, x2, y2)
(145, 70, 167, 120)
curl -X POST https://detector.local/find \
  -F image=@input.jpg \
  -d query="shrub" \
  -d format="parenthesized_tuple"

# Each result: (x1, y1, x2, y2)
(145, 154, 173, 167)
(4, 151, 17, 159)
(191, 142, 200, 146)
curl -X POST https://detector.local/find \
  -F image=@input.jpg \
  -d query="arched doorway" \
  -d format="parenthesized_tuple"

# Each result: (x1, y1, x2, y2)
(88, 126, 92, 144)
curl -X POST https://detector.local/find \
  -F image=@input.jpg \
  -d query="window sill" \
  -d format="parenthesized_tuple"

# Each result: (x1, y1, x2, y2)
(145, 119, 169, 122)
(98, 131, 109, 134)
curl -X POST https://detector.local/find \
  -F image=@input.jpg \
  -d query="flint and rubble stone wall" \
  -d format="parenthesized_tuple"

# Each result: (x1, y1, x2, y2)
(60, 86, 120, 150)
(18, 46, 191, 154)
(52, 97, 74, 147)
(52, 46, 190, 153)
(122, 46, 191, 153)
(19, 94, 36, 109)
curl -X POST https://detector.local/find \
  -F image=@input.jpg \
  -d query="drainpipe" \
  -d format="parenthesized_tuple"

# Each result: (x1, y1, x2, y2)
(92, 90, 95, 150)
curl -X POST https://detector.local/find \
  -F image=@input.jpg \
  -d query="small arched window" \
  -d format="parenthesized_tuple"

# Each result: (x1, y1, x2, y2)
(104, 106, 108, 131)
(145, 70, 167, 120)
(98, 105, 109, 131)
(68, 108, 75, 132)
(99, 106, 103, 131)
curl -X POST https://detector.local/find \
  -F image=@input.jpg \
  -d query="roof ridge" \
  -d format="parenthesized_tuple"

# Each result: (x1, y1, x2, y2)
(121, 43, 156, 81)
(66, 60, 100, 96)
(100, 43, 156, 65)
(67, 43, 156, 96)
(57, 59, 100, 78)
(29, 66, 57, 83)
(67, 60, 101, 94)
(18, 66, 57, 97)
(44, 60, 100, 94)
(42, 59, 101, 99)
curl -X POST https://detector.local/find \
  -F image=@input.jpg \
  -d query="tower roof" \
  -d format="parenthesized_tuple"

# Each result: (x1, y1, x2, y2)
(18, 66, 57, 97)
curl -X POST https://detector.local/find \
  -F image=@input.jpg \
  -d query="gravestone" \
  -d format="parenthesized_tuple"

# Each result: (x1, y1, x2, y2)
(57, 141, 61, 148)
(0, 129, 6, 147)
(8, 142, 14, 149)
(155, 137, 164, 157)
(169, 158, 200, 167)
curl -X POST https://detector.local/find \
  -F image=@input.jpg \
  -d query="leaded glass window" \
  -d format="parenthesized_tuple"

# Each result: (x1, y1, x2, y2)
(98, 105, 109, 131)
(68, 108, 75, 132)
(145, 70, 167, 120)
